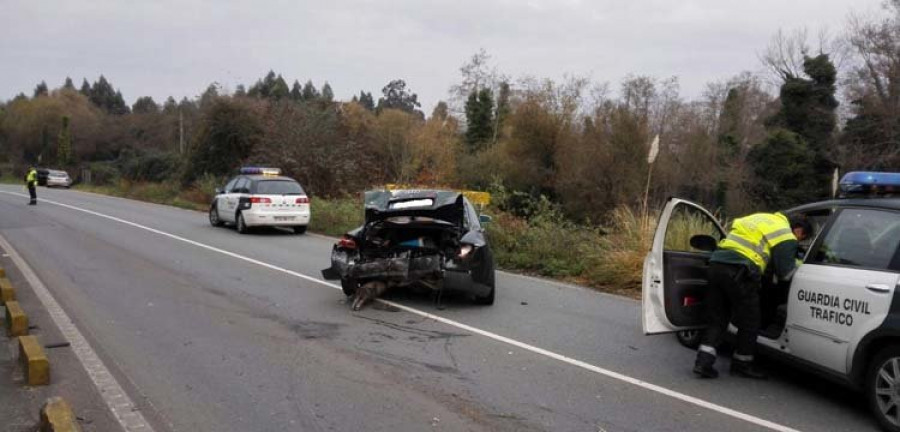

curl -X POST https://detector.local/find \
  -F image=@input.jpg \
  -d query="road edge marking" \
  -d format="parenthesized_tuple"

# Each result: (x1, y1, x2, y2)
(0, 232, 154, 432)
(1, 191, 801, 432)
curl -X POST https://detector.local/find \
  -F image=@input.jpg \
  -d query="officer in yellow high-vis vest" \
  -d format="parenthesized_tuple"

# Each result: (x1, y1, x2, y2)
(693, 212, 812, 380)
(25, 166, 38, 205)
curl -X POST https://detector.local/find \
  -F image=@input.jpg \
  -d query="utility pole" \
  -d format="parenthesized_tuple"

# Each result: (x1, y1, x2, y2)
(179, 109, 184, 154)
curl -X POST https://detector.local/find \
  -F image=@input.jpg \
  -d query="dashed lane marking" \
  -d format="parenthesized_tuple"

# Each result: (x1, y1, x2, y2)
(1, 191, 801, 432)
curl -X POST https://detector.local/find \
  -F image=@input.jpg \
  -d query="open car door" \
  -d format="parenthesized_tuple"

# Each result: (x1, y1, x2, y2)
(642, 198, 726, 334)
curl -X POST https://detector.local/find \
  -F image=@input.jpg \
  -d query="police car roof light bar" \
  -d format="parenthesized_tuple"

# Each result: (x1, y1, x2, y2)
(839, 171, 900, 197)
(240, 167, 281, 176)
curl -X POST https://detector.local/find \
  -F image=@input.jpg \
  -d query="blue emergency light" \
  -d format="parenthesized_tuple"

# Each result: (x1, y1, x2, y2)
(240, 167, 281, 176)
(839, 171, 900, 197)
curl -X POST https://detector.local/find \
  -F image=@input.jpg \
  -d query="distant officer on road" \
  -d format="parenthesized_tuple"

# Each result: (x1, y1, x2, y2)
(693, 212, 812, 379)
(25, 166, 37, 205)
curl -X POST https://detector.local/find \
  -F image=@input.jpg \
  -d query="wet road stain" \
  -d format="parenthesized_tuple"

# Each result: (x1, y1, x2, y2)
(289, 321, 342, 340)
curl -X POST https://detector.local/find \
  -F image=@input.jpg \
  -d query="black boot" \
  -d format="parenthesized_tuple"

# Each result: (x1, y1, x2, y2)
(730, 359, 768, 379)
(693, 351, 719, 378)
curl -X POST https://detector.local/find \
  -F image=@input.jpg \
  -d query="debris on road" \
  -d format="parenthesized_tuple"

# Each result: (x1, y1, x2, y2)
(352, 281, 387, 311)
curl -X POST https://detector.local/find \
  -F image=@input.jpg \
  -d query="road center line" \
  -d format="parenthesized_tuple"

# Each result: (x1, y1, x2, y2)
(1, 191, 801, 432)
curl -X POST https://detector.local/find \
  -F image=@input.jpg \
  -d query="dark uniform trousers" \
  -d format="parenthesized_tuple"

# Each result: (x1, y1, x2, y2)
(701, 261, 762, 358)
(28, 183, 37, 203)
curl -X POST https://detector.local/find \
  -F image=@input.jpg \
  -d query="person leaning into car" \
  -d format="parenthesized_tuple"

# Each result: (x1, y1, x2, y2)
(25, 166, 37, 205)
(693, 212, 812, 380)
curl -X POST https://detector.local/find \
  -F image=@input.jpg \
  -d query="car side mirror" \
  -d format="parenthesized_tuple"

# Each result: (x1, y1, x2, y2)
(479, 214, 493, 224)
(690, 234, 718, 252)
(215, 187, 223, 195)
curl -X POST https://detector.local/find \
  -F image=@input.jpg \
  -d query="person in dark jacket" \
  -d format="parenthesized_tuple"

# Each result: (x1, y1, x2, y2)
(693, 212, 812, 379)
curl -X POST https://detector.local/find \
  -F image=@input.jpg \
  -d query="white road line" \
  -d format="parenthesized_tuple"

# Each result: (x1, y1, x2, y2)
(0, 233, 154, 432)
(1, 191, 801, 432)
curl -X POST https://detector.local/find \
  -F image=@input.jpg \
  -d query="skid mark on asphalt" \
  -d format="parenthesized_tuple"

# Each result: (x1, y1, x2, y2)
(0, 191, 802, 432)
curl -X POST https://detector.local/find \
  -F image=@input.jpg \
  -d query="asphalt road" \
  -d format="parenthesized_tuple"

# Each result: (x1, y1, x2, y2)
(0, 185, 880, 432)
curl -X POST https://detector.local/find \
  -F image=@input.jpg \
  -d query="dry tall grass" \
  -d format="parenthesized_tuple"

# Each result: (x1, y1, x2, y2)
(587, 207, 657, 296)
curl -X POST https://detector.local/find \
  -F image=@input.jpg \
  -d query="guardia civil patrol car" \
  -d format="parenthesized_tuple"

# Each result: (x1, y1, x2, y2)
(208, 167, 311, 234)
(642, 172, 900, 431)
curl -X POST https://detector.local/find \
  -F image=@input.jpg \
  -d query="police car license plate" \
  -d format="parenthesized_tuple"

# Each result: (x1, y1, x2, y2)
(274, 216, 294, 221)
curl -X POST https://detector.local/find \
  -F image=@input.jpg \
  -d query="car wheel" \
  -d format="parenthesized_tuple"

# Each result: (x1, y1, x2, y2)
(676, 330, 703, 349)
(293, 225, 307, 235)
(473, 248, 496, 305)
(341, 278, 358, 297)
(869, 346, 900, 432)
(209, 204, 224, 227)
(474, 284, 495, 305)
(236, 212, 249, 234)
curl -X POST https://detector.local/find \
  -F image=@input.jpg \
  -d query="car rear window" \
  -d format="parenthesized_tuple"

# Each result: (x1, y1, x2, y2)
(255, 180, 305, 195)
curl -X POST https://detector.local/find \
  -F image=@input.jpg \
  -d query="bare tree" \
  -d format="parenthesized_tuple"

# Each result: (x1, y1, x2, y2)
(839, 1, 900, 168)
(448, 49, 509, 116)
(760, 28, 810, 82)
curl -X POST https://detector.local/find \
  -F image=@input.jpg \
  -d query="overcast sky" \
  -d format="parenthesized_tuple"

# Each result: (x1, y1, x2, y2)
(0, 0, 887, 112)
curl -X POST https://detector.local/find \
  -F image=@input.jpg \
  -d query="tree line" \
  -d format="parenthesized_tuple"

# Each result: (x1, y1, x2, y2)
(2, 2, 900, 223)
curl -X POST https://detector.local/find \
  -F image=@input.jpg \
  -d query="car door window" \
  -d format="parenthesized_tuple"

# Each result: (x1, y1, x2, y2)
(224, 178, 238, 193)
(663, 204, 723, 252)
(787, 208, 832, 259)
(809, 208, 900, 271)
(233, 178, 248, 193)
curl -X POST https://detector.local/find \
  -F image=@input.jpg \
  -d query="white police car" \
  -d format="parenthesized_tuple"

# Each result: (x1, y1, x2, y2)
(208, 167, 311, 234)
(642, 172, 900, 431)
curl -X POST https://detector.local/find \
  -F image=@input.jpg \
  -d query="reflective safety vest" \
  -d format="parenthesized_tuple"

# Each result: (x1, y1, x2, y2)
(26, 169, 37, 184)
(717, 212, 796, 273)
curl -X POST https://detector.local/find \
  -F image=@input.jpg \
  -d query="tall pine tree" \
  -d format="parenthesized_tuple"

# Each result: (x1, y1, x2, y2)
(33, 81, 49, 98)
(321, 82, 334, 103)
(57, 116, 73, 166)
(464, 88, 494, 152)
(752, 54, 838, 208)
(301, 80, 320, 101)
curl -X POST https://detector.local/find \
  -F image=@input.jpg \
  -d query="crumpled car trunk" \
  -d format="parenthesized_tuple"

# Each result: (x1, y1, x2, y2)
(348, 218, 461, 286)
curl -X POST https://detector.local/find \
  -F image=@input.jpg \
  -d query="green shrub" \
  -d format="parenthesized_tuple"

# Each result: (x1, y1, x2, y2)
(120, 151, 179, 183)
(87, 162, 120, 185)
(309, 195, 364, 236)
(175, 173, 224, 208)
(486, 195, 602, 279)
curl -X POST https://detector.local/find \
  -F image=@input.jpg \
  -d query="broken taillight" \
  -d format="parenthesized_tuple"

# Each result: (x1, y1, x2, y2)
(338, 236, 357, 250)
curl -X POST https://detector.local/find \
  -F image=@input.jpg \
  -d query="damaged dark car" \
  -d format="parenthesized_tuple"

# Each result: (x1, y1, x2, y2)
(321, 189, 496, 307)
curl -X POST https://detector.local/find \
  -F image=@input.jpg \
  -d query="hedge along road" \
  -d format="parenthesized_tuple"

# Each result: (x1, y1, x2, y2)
(0, 185, 876, 432)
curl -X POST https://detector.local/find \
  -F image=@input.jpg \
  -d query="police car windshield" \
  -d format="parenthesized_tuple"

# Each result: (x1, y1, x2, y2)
(255, 180, 304, 195)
